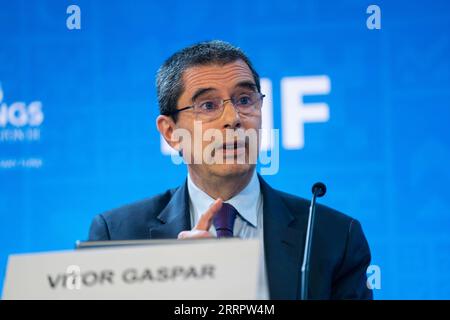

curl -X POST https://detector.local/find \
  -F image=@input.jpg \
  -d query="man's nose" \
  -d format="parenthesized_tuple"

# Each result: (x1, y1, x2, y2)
(221, 100, 241, 129)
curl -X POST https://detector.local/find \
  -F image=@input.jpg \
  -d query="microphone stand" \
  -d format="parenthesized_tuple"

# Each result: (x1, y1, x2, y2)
(300, 182, 326, 300)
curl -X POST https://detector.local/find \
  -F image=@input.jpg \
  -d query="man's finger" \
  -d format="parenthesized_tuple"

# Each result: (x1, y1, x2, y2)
(195, 198, 223, 231)
(177, 230, 213, 239)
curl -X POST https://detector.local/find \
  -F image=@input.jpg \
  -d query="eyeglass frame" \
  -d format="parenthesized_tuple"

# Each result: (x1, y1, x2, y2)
(167, 92, 266, 120)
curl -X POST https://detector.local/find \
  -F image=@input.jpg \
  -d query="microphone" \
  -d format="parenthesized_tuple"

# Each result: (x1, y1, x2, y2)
(300, 182, 327, 300)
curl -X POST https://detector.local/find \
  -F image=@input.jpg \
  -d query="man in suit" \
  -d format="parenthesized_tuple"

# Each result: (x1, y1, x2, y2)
(89, 40, 373, 300)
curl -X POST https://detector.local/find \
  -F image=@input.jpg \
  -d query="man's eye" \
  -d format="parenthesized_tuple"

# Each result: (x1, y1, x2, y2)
(237, 95, 252, 105)
(200, 101, 217, 111)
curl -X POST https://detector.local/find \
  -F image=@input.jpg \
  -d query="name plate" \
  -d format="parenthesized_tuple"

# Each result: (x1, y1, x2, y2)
(2, 238, 260, 299)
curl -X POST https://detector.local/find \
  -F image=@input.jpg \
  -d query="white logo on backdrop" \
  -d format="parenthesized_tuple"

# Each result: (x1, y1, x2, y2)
(0, 82, 44, 169)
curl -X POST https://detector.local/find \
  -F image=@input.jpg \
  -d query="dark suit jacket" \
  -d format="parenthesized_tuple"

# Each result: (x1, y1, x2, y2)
(88, 175, 373, 300)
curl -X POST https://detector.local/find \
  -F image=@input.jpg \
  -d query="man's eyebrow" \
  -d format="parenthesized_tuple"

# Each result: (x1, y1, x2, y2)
(190, 81, 257, 102)
(234, 81, 257, 91)
(191, 87, 217, 102)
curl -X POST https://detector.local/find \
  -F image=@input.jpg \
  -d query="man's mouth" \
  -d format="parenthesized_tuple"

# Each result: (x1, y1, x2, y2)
(221, 140, 246, 156)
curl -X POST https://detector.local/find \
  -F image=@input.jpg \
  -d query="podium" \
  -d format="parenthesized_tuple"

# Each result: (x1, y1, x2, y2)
(2, 238, 260, 299)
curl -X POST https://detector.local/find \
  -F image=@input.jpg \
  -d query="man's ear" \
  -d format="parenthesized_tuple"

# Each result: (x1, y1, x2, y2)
(156, 115, 180, 151)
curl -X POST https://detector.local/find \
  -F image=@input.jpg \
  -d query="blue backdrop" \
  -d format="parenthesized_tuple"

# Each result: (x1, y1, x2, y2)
(1, 0, 449, 299)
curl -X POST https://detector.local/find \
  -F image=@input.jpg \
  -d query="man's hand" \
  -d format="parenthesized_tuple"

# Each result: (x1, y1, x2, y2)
(177, 198, 223, 239)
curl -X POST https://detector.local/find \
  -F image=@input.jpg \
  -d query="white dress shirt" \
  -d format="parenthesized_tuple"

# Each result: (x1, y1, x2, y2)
(187, 170, 269, 299)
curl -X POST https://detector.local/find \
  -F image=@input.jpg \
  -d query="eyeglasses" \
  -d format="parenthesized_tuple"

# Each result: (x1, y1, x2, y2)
(169, 92, 265, 122)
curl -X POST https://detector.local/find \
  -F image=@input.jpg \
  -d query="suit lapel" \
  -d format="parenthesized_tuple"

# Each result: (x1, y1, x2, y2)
(259, 175, 307, 300)
(148, 180, 191, 239)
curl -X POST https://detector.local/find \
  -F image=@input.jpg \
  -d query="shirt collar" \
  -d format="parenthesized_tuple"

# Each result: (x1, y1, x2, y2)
(187, 170, 260, 228)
